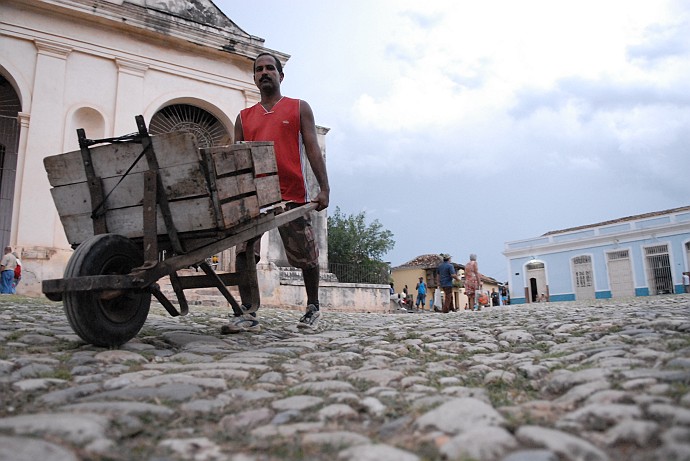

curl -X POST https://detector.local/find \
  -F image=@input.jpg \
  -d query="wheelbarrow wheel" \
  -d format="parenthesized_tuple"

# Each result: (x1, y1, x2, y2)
(63, 233, 151, 347)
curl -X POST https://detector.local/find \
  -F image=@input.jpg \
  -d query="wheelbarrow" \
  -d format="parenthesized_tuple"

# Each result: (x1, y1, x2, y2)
(42, 115, 316, 347)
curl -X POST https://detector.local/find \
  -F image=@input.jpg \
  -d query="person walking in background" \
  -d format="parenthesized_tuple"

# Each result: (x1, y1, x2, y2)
(436, 254, 460, 313)
(500, 285, 508, 306)
(0, 246, 18, 294)
(491, 288, 499, 306)
(415, 276, 427, 310)
(683, 272, 690, 293)
(464, 253, 481, 311)
(12, 251, 22, 291)
(224, 52, 330, 334)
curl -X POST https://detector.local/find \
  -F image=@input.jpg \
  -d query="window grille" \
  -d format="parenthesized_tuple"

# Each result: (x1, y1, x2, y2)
(149, 104, 229, 148)
(575, 270, 593, 288)
(573, 255, 591, 265)
(526, 262, 544, 270)
(645, 245, 668, 255)
(573, 255, 593, 288)
(644, 244, 672, 294)
(608, 250, 629, 260)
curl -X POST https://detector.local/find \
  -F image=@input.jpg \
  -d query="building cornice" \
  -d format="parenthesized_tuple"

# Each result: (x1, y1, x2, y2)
(13, 0, 288, 63)
(1, 24, 257, 94)
(503, 220, 690, 258)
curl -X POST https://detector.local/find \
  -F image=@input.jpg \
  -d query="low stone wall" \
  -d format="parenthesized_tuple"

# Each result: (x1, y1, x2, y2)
(265, 280, 391, 313)
(253, 263, 390, 313)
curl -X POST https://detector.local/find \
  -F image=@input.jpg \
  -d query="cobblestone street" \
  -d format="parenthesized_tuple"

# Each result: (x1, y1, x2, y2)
(0, 294, 689, 461)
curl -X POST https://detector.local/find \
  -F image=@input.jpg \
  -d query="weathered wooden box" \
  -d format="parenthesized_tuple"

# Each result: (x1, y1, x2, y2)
(202, 141, 282, 230)
(44, 132, 282, 245)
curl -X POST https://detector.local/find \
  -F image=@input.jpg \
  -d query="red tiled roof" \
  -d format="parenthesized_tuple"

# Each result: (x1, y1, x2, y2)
(393, 254, 461, 270)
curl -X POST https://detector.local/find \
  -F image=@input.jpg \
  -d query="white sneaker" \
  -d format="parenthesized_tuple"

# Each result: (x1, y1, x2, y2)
(221, 312, 260, 334)
(297, 304, 321, 329)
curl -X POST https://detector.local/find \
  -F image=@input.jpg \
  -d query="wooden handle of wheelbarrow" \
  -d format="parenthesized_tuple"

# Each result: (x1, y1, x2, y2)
(272, 202, 319, 228)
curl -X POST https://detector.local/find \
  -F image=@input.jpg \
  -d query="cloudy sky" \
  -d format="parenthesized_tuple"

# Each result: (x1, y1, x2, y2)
(217, 0, 690, 281)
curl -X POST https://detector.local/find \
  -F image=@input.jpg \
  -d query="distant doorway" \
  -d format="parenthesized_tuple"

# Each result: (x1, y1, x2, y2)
(525, 261, 547, 302)
(607, 250, 634, 298)
(645, 244, 673, 295)
(529, 278, 538, 302)
(0, 76, 21, 247)
(572, 255, 595, 300)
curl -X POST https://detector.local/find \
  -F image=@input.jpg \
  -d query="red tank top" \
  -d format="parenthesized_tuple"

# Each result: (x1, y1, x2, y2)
(239, 97, 308, 203)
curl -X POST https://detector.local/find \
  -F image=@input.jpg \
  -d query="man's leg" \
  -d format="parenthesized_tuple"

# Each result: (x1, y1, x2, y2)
(221, 240, 262, 334)
(302, 265, 320, 306)
(9, 271, 16, 294)
(1, 272, 11, 294)
(278, 208, 321, 329)
(234, 250, 256, 306)
(442, 287, 452, 313)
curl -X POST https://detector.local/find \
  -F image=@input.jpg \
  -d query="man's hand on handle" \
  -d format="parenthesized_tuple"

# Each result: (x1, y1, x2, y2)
(311, 190, 330, 212)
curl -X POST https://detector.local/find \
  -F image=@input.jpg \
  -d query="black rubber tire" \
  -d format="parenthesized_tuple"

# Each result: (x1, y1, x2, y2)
(63, 234, 151, 347)
(44, 292, 63, 302)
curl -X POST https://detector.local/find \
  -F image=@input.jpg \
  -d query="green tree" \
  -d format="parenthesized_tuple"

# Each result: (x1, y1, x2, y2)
(327, 207, 395, 284)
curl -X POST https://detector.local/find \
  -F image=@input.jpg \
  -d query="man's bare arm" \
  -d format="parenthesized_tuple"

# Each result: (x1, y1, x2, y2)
(300, 100, 330, 211)
(234, 114, 244, 142)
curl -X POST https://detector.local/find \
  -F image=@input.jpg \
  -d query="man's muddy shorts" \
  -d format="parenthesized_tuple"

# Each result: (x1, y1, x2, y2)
(236, 203, 319, 270)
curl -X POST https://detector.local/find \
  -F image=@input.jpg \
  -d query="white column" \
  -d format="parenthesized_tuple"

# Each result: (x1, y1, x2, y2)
(113, 58, 148, 134)
(17, 40, 71, 248)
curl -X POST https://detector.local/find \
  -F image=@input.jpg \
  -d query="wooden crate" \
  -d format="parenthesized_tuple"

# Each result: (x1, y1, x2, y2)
(202, 142, 282, 230)
(44, 132, 282, 245)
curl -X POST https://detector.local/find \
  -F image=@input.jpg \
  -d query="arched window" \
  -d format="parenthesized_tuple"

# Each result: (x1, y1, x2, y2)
(149, 104, 230, 148)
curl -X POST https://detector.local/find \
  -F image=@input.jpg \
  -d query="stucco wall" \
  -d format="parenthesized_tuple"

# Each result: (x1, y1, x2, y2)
(504, 209, 690, 303)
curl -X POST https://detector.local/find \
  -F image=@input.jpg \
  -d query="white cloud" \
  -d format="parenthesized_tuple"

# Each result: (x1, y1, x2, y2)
(350, 0, 685, 134)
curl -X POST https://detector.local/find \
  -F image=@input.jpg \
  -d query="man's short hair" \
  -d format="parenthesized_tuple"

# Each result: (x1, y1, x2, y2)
(254, 52, 283, 74)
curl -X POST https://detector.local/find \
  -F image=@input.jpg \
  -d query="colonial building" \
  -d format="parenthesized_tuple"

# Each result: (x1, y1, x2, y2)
(503, 206, 690, 304)
(0, 0, 342, 306)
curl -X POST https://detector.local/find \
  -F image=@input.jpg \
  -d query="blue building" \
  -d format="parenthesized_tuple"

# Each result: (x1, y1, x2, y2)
(503, 206, 690, 304)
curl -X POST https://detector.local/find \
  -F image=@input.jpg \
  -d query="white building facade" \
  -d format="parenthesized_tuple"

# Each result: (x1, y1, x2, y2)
(503, 206, 690, 304)
(0, 0, 332, 300)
